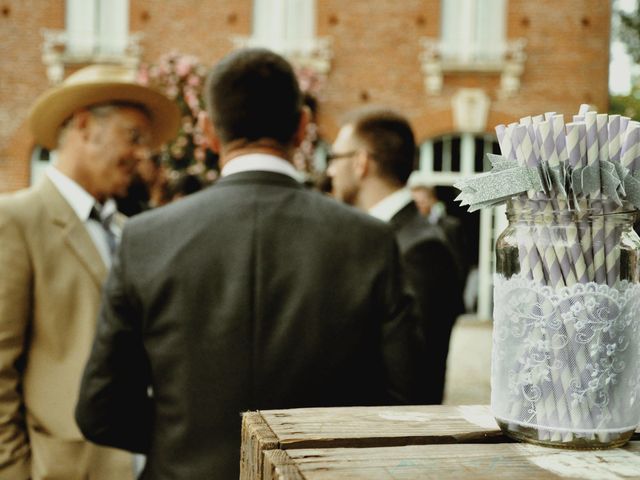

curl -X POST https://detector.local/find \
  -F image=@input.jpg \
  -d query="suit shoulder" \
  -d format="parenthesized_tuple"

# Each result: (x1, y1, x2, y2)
(120, 190, 214, 247)
(0, 186, 41, 219)
(311, 192, 392, 233)
(396, 217, 449, 252)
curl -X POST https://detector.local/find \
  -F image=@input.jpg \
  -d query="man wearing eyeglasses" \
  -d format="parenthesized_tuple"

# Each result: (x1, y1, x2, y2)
(0, 64, 179, 479)
(327, 106, 464, 405)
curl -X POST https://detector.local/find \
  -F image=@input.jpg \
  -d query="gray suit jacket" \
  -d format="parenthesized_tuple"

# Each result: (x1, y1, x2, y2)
(76, 171, 419, 479)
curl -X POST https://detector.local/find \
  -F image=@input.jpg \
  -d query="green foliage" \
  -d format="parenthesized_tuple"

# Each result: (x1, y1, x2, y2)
(610, 86, 640, 121)
(618, 4, 640, 64)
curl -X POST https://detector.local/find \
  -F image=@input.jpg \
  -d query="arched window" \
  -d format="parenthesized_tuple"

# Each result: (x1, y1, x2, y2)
(419, 133, 500, 180)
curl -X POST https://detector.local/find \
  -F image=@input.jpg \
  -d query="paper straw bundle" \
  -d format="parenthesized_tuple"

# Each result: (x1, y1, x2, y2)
(458, 105, 640, 445)
(482, 104, 640, 291)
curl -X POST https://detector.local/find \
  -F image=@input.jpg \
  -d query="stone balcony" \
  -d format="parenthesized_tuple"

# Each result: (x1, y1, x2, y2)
(419, 38, 527, 98)
(41, 29, 144, 84)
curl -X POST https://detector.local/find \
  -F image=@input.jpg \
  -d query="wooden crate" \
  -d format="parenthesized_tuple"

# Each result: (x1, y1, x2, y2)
(240, 405, 504, 480)
(263, 441, 640, 480)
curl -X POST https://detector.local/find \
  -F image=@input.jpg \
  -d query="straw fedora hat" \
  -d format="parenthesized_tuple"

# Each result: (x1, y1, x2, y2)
(29, 64, 181, 150)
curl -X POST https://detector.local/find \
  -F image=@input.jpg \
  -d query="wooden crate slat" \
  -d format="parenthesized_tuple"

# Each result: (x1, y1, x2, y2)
(279, 442, 640, 480)
(263, 450, 304, 480)
(240, 411, 280, 480)
(260, 405, 502, 446)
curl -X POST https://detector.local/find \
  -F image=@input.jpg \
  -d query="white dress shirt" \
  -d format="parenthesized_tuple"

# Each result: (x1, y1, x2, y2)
(46, 166, 121, 267)
(221, 153, 303, 181)
(368, 188, 414, 223)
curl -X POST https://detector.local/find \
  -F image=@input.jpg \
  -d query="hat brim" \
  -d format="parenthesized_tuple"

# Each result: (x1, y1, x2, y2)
(29, 81, 181, 150)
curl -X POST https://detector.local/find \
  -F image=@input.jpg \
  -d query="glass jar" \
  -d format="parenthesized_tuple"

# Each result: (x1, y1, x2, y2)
(492, 199, 640, 449)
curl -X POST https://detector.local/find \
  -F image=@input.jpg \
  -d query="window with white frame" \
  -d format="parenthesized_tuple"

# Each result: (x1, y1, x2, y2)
(66, 0, 129, 56)
(252, 0, 316, 54)
(440, 0, 506, 64)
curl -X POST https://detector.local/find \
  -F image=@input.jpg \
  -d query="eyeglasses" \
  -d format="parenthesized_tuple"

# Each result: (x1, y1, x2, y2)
(126, 127, 151, 147)
(326, 150, 358, 162)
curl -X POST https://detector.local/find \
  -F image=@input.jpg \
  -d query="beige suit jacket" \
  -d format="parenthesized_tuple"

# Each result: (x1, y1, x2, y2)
(0, 177, 133, 479)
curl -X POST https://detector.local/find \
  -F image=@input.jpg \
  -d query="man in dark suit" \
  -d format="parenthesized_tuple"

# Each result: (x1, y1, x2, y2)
(327, 107, 464, 405)
(408, 173, 469, 288)
(75, 49, 418, 479)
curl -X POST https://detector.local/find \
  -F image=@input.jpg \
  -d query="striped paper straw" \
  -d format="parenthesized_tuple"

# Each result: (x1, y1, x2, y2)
(566, 122, 594, 282)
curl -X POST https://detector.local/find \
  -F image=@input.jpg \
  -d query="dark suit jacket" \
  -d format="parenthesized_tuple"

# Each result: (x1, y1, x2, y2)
(390, 202, 464, 404)
(75, 171, 419, 479)
(436, 214, 469, 284)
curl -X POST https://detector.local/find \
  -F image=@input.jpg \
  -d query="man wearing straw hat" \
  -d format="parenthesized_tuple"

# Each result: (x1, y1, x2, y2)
(0, 64, 179, 479)
(328, 106, 464, 404)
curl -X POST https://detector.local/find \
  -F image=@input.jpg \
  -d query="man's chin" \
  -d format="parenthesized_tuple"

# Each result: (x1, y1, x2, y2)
(112, 183, 131, 199)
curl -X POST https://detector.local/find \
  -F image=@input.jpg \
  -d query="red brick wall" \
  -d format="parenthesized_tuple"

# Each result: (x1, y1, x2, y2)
(0, 0, 64, 192)
(129, 0, 252, 65)
(317, 0, 610, 142)
(0, 0, 611, 191)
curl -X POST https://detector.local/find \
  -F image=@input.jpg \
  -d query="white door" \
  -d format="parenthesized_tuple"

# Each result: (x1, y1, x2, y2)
(419, 133, 503, 320)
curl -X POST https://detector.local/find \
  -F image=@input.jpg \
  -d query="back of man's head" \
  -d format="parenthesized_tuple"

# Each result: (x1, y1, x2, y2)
(205, 48, 302, 147)
(345, 107, 417, 186)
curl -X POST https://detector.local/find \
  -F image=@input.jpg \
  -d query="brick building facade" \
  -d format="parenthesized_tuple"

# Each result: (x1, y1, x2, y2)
(0, 0, 612, 316)
(0, 0, 610, 192)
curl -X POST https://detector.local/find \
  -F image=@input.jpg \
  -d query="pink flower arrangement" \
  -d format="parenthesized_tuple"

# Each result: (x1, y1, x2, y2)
(138, 52, 216, 179)
(139, 51, 326, 180)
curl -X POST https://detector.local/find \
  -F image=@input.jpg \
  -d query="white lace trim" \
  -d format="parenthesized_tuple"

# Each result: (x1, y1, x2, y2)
(492, 274, 640, 436)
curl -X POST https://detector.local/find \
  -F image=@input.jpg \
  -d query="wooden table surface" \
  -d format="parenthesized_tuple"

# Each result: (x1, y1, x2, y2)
(240, 405, 640, 480)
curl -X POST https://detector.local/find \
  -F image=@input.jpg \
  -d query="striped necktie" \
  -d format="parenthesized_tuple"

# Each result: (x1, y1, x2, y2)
(90, 204, 117, 257)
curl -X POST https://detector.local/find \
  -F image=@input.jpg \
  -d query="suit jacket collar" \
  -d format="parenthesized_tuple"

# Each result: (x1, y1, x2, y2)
(37, 177, 107, 286)
(390, 201, 421, 229)
(221, 153, 302, 181)
(214, 170, 305, 190)
(368, 188, 413, 223)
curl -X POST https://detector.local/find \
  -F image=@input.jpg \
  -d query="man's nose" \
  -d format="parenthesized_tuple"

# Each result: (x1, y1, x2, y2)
(133, 146, 152, 162)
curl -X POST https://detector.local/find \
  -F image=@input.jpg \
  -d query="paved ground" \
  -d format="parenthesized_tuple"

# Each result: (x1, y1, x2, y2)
(443, 315, 492, 406)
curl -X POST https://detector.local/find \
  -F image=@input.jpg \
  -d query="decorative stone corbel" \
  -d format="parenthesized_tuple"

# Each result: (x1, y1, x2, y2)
(41, 29, 144, 85)
(419, 37, 527, 98)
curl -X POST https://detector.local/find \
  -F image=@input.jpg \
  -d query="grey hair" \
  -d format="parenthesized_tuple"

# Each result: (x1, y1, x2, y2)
(56, 102, 150, 148)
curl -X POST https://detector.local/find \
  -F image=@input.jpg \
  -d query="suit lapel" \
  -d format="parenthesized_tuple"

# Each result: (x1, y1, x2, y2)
(37, 177, 107, 287)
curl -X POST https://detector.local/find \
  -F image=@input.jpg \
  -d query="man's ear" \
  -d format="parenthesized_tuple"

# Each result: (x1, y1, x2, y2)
(353, 150, 371, 180)
(293, 106, 311, 147)
(71, 110, 93, 142)
(199, 112, 221, 154)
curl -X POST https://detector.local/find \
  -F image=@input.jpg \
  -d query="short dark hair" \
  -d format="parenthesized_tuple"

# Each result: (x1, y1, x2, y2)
(205, 48, 302, 146)
(344, 107, 417, 185)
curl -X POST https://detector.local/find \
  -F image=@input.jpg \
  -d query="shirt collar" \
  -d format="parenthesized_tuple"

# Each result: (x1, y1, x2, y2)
(368, 188, 414, 223)
(46, 166, 116, 221)
(428, 201, 446, 224)
(220, 153, 303, 182)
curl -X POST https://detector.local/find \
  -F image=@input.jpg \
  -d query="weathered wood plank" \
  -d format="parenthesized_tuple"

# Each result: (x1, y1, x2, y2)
(260, 405, 504, 448)
(274, 441, 640, 479)
(263, 450, 304, 480)
(243, 405, 640, 479)
(240, 411, 280, 480)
